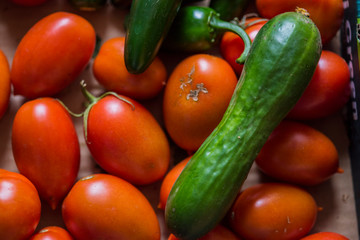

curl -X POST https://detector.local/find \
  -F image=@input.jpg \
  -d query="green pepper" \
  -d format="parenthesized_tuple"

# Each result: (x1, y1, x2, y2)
(163, 6, 251, 64)
(68, 0, 106, 11)
(124, 0, 183, 74)
(209, 0, 250, 21)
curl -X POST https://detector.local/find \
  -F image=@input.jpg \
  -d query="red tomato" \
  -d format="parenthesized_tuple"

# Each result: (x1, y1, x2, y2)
(93, 37, 167, 100)
(168, 225, 241, 240)
(300, 232, 349, 240)
(0, 169, 41, 240)
(255, 0, 344, 44)
(220, 18, 267, 75)
(287, 50, 350, 120)
(85, 91, 170, 185)
(11, 12, 96, 99)
(11, 0, 48, 6)
(62, 173, 161, 240)
(228, 182, 318, 240)
(12, 98, 80, 209)
(255, 120, 340, 186)
(29, 226, 74, 240)
(0, 49, 11, 119)
(163, 54, 237, 152)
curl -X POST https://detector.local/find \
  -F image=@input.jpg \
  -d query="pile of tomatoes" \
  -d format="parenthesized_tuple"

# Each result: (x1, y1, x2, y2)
(0, 0, 356, 239)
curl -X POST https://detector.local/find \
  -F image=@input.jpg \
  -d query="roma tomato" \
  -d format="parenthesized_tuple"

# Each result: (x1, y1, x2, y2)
(11, 0, 48, 6)
(62, 173, 161, 240)
(228, 182, 318, 240)
(0, 169, 41, 240)
(93, 37, 167, 100)
(29, 226, 74, 240)
(300, 232, 349, 240)
(163, 54, 237, 152)
(287, 50, 350, 120)
(0, 49, 11, 119)
(11, 12, 96, 99)
(82, 85, 170, 185)
(12, 98, 80, 209)
(255, 120, 340, 186)
(168, 225, 241, 240)
(255, 0, 343, 44)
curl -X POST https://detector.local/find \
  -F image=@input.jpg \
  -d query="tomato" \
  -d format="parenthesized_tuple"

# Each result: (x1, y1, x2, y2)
(255, 120, 340, 186)
(0, 169, 41, 240)
(11, 12, 96, 99)
(84, 91, 170, 185)
(62, 173, 161, 240)
(287, 50, 350, 120)
(0, 49, 10, 119)
(300, 232, 349, 240)
(12, 98, 80, 209)
(220, 18, 267, 75)
(255, 0, 344, 44)
(168, 225, 241, 240)
(228, 182, 318, 240)
(93, 37, 167, 100)
(163, 54, 237, 152)
(158, 156, 191, 210)
(29, 226, 74, 240)
(11, 0, 48, 6)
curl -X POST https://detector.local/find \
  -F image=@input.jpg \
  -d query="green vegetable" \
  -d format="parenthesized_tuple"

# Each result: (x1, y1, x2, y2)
(209, 0, 250, 21)
(163, 6, 251, 64)
(165, 9, 322, 240)
(124, 0, 182, 74)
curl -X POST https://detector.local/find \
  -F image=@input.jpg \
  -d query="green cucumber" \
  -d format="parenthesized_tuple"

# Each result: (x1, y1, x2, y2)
(165, 9, 322, 240)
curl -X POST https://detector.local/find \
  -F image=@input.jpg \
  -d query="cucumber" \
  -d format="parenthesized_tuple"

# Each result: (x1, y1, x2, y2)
(165, 9, 322, 240)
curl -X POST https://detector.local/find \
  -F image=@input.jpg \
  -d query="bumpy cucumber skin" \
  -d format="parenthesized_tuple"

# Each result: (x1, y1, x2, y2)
(165, 11, 322, 240)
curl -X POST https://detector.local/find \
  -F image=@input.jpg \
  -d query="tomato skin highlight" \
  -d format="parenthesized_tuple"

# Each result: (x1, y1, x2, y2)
(0, 49, 11, 119)
(29, 226, 74, 240)
(12, 98, 80, 209)
(11, 11, 96, 99)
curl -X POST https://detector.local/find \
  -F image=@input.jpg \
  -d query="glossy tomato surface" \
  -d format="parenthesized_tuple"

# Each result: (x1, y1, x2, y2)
(300, 232, 349, 240)
(0, 169, 41, 240)
(0, 49, 10, 119)
(168, 225, 241, 240)
(11, 11, 96, 99)
(255, 0, 343, 44)
(62, 173, 161, 240)
(163, 54, 237, 152)
(228, 182, 318, 240)
(93, 37, 167, 100)
(86, 94, 170, 185)
(11, 0, 48, 6)
(29, 226, 74, 240)
(12, 98, 80, 209)
(287, 50, 350, 120)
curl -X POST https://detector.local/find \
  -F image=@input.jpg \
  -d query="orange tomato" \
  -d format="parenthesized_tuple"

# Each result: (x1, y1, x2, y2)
(300, 232, 349, 240)
(163, 54, 237, 152)
(0, 50, 10, 119)
(168, 225, 242, 240)
(29, 226, 74, 240)
(62, 173, 161, 240)
(93, 37, 167, 100)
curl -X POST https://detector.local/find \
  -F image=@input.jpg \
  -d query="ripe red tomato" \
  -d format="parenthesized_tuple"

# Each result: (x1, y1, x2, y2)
(228, 182, 318, 240)
(0, 169, 41, 240)
(11, 0, 48, 6)
(85, 92, 170, 185)
(12, 97, 80, 209)
(93, 37, 167, 100)
(29, 226, 74, 240)
(0, 49, 10, 119)
(287, 50, 350, 120)
(62, 173, 161, 240)
(255, 120, 340, 186)
(255, 0, 344, 44)
(163, 54, 237, 152)
(300, 232, 349, 240)
(11, 12, 96, 99)
(168, 225, 241, 240)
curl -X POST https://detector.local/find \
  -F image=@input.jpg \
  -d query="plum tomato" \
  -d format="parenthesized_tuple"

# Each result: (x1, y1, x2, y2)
(0, 49, 11, 119)
(163, 54, 237, 152)
(0, 169, 41, 240)
(93, 37, 167, 100)
(62, 173, 161, 240)
(11, 12, 96, 99)
(29, 226, 74, 240)
(228, 182, 318, 240)
(300, 232, 349, 240)
(83, 88, 170, 185)
(11, 0, 48, 6)
(287, 50, 350, 120)
(256, 120, 340, 186)
(255, 0, 344, 44)
(168, 225, 241, 240)
(12, 98, 80, 209)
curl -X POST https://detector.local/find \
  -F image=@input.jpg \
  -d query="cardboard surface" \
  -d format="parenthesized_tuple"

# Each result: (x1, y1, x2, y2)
(0, 0, 358, 239)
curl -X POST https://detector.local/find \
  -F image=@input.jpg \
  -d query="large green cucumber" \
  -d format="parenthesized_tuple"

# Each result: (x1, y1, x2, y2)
(165, 9, 322, 240)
